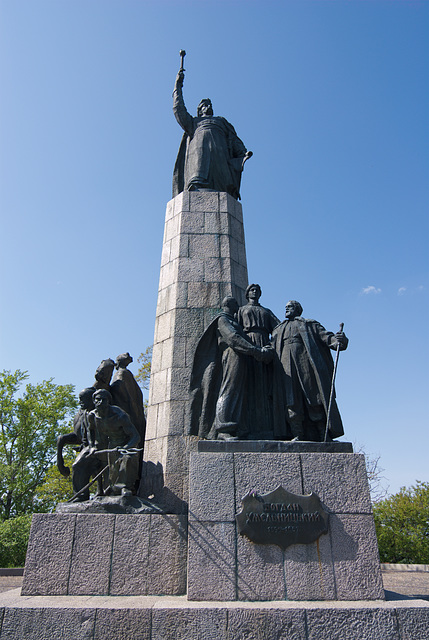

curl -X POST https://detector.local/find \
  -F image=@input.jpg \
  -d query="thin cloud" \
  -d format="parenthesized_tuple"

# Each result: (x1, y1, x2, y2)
(397, 287, 406, 296)
(361, 286, 381, 295)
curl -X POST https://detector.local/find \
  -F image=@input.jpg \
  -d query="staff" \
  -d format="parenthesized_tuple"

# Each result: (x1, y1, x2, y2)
(324, 322, 344, 443)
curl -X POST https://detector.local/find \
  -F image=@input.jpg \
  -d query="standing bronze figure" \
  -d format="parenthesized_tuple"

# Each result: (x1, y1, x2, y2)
(271, 301, 348, 442)
(173, 52, 252, 200)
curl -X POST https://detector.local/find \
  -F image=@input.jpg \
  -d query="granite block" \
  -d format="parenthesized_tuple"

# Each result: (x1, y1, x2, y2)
(230, 260, 248, 289)
(165, 199, 174, 221)
(229, 216, 245, 243)
(189, 233, 220, 258)
(227, 609, 306, 640)
(170, 233, 189, 260)
(164, 215, 180, 242)
(174, 190, 190, 214)
(301, 453, 372, 514)
(155, 400, 185, 438)
(205, 211, 229, 235)
(189, 453, 235, 521)
(159, 260, 177, 289)
(236, 532, 285, 601)
(147, 515, 187, 595)
(93, 609, 151, 640)
(150, 342, 162, 374)
(149, 369, 170, 405)
(187, 522, 236, 601)
(306, 608, 400, 640)
(169, 366, 191, 401)
(1, 608, 96, 640)
(109, 515, 151, 595)
(21, 514, 75, 596)
(204, 257, 232, 283)
(68, 514, 115, 595)
(189, 191, 219, 212)
(233, 453, 303, 512)
(187, 281, 221, 308)
(396, 606, 429, 640)
(180, 211, 204, 234)
(330, 513, 385, 600)
(155, 311, 173, 344)
(219, 192, 242, 221)
(160, 239, 171, 267)
(152, 608, 227, 640)
(174, 307, 204, 338)
(284, 531, 336, 601)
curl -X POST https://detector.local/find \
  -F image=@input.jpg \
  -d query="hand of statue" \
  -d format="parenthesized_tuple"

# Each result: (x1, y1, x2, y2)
(254, 346, 274, 363)
(175, 70, 184, 88)
(335, 332, 348, 350)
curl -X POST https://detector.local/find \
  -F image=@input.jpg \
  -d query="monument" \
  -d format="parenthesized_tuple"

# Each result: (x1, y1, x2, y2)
(7, 52, 428, 640)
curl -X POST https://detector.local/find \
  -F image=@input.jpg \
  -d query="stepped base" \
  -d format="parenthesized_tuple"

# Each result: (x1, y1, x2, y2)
(1, 589, 428, 639)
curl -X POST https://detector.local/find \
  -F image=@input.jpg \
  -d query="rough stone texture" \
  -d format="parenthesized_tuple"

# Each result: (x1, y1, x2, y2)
(151, 608, 227, 640)
(330, 514, 385, 600)
(187, 452, 385, 602)
(143, 191, 248, 516)
(21, 514, 76, 596)
(306, 608, 400, 640)
(146, 515, 188, 595)
(395, 607, 429, 640)
(236, 534, 285, 601)
(300, 453, 371, 513)
(68, 514, 115, 595)
(1, 594, 428, 640)
(94, 609, 151, 640)
(233, 453, 303, 512)
(284, 532, 336, 601)
(189, 453, 235, 521)
(227, 609, 307, 640)
(187, 522, 236, 601)
(109, 515, 151, 595)
(0, 608, 96, 640)
(22, 513, 187, 597)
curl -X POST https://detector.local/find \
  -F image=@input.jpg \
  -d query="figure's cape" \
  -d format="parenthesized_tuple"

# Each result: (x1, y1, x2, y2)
(186, 314, 223, 438)
(272, 318, 344, 438)
(172, 117, 245, 200)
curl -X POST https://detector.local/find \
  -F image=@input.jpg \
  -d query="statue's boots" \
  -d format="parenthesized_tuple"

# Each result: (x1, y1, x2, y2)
(287, 412, 304, 441)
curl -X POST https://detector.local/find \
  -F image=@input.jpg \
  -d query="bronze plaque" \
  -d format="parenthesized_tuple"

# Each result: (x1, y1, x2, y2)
(236, 486, 329, 549)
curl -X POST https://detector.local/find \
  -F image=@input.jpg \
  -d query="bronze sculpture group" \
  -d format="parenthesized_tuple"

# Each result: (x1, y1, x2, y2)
(57, 53, 349, 505)
(188, 290, 348, 443)
(57, 353, 146, 503)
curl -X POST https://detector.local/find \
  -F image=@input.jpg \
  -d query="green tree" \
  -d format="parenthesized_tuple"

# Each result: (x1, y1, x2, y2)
(373, 481, 429, 564)
(0, 514, 32, 567)
(0, 370, 77, 519)
(34, 455, 75, 512)
(136, 346, 152, 391)
(136, 346, 152, 411)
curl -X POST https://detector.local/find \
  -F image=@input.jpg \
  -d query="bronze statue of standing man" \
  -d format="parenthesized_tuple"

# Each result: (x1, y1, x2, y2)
(271, 301, 348, 442)
(172, 51, 252, 200)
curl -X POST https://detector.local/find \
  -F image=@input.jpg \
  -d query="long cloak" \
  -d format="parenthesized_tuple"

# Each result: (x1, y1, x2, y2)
(271, 318, 346, 438)
(172, 85, 247, 199)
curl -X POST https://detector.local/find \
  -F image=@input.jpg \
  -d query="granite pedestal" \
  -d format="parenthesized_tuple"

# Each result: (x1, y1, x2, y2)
(143, 191, 249, 514)
(22, 513, 187, 597)
(188, 446, 385, 602)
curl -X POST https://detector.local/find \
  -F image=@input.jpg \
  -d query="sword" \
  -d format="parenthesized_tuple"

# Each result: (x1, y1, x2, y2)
(324, 322, 344, 443)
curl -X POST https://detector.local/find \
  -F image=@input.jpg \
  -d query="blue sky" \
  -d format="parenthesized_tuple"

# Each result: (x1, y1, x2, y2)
(1, 1, 428, 497)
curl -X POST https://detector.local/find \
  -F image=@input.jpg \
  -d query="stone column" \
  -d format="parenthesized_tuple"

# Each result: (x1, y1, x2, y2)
(143, 191, 249, 512)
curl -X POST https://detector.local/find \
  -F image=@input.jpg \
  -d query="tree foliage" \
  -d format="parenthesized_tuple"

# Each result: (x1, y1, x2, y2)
(373, 481, 429, 564)
(0, 370, 77, 519)
(0, 514, 32, 567)
(136, 346, 152, 391)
